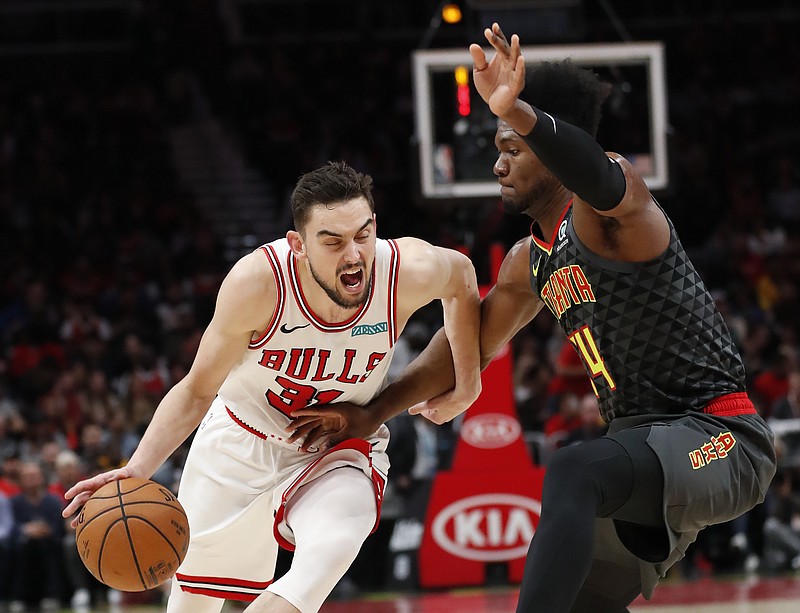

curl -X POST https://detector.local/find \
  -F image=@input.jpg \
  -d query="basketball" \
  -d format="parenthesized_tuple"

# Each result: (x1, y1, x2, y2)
(75, 477, 190, 592)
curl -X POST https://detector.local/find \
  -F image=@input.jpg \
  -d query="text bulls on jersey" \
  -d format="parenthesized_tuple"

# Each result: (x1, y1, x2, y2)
(258, 347, 388, 384)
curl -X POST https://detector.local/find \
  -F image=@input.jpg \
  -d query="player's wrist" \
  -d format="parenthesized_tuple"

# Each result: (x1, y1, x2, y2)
(500, 100, 536, 136)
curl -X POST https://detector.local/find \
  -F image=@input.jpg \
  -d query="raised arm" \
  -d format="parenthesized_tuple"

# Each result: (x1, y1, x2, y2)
(471, 23, 669, 259)
(62, 251, 276, 520)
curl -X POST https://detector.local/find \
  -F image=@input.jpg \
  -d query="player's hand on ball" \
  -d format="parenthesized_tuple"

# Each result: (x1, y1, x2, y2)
(63, 466, 142, 526)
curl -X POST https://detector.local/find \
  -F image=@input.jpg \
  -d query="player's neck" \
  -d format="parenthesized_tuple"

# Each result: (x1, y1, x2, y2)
(531, 191, 572, 243)
(296, 263, 362, 324)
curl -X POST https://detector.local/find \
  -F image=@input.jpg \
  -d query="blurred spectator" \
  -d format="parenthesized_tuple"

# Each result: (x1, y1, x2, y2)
(773, 369, 800, 421)
(543, 392, 582, 451)
(513, 332, 552, 434)
(544, 340, 592, 415)
(47, 450, 85, 505)
(561, 393, 608, 448)
(766, 155, 800, 231)
(762, 468, 800, 572)
(0, 413, 22, 466)
(78, 369, 124, 427)
(0, 455, 21, 497)
(9, 461, 65, 611)
(752, 351, 792, 419)
(77, 423, 117, 477)
(0, 492, 12, 610)
(47, 450, 94, 611)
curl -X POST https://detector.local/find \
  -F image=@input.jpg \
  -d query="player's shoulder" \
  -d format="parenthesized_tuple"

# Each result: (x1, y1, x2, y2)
(393, 236, 438, 268)
(221, 248, 279, 299)
(498, 236, 536, 288)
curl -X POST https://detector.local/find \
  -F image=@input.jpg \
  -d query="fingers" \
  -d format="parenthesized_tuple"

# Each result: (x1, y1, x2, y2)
(290, 408, 326, 418)
(62, 469, 130, 518)
(509, 33, 521, 65)
(407, 401, 428, 415)
(300, 426, 322, 451)
(287, 419, 322, 444)
(469, 43, 488, 71)
(287, 414, 324, 430)
(63, 490, 92, 519)
(513, 55, 527, 91)
(301, 427, 342, 453)
(407, 404, 444, 424)
(487, 23, 510, 54)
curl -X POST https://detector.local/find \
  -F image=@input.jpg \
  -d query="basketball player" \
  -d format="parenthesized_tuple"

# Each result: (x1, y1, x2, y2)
(62, 161, 482, 613)
(289, 25, 777, 612)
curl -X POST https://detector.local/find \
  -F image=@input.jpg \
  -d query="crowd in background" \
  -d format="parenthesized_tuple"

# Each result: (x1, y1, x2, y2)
(1, 1, 800, 610)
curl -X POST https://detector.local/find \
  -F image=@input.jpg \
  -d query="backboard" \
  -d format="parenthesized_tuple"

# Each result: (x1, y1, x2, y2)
(412, 42, 668, 199)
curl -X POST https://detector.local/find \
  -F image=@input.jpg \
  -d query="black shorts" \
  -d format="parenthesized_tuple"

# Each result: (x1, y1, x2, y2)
(598, 411, 776, 599)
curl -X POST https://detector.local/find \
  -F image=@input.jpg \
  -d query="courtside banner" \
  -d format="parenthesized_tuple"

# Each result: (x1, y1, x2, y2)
(418, 467, 545, 587)
(419, 285, 545, 587)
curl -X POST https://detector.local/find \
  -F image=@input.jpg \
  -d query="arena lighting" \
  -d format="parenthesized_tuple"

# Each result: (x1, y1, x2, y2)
(455, 65, 471, 116)
(442, 3, 463, 24)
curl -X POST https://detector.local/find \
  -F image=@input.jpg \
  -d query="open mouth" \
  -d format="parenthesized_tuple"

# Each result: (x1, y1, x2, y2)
(339, 269, 364, 294)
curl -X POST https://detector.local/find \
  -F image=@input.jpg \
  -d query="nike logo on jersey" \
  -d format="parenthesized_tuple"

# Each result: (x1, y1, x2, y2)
(532, 252, 543, 277)
(280, 323, 311, 334)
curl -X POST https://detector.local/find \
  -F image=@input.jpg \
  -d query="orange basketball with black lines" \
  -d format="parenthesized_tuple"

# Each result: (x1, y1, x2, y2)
(75, 477, 190, 592)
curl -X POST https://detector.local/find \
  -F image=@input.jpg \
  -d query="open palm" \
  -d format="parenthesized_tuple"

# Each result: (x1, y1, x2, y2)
(469, 23, 526, 118)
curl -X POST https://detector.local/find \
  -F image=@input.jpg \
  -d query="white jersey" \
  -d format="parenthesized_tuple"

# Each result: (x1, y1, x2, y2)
(216, 237, 401, 446)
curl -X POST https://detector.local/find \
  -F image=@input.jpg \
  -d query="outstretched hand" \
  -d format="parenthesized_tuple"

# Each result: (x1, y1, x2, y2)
(287, 402, 379, 452)
(62, 465, 142, 527)
(469, 22, 526, 118)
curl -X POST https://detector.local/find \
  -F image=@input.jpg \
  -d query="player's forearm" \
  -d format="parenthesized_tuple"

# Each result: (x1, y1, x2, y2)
(519, 105, 626, 211)
(441, 281, 481, 392)
(368, 327, 456, 422)
(125, 383, 212, 478)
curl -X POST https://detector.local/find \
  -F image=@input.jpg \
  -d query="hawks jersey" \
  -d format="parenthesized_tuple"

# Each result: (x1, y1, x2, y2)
(529, 203, 745, 423)
(216, 238, 400, 444)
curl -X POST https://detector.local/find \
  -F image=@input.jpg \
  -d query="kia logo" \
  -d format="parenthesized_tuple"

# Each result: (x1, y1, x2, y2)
(461, 413, 521, 449)
(431, 494, 541, 561)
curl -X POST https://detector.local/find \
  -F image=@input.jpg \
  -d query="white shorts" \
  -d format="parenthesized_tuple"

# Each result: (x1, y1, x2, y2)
(173, 397, 390, 602)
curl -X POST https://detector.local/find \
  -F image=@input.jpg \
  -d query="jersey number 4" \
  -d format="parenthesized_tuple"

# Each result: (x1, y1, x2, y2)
(567, 325, 616, 397)
(267, 375, 344, 417)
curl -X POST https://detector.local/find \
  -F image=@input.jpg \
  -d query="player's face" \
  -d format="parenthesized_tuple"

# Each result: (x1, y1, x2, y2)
(292, 197, 376, 309)
(493, 121, 560, 216)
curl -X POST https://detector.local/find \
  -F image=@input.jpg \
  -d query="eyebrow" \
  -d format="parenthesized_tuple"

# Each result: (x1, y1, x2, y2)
(316, 218, 374, 239)
(496, 132, 523, 146)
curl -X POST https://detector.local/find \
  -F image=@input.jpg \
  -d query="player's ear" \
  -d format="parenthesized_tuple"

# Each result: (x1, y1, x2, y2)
(287, 230, 306, 258)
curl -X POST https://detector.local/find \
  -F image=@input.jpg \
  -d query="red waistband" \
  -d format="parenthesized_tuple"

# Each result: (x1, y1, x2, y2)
(703, 392, 756, 417)
(227, 406, 269, 440)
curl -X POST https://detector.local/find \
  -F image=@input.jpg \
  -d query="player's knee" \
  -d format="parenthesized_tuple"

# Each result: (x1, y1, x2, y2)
(544, 444, 595, 492)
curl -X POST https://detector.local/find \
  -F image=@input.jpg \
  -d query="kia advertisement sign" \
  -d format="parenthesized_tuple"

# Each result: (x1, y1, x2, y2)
(419, 468, 545, 587)
(460, 413, 522, 450)
(431, 493, 540, 562)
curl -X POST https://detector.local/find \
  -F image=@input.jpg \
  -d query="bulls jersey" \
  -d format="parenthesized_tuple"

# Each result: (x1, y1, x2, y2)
(217, 237, 400, 443)
(529, 203, 745, 423)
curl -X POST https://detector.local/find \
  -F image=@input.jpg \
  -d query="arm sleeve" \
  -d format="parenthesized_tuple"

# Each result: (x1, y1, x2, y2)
(521, 107, 626, 211)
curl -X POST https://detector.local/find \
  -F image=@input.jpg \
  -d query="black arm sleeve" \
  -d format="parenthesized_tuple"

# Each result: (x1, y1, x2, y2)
(521, 107, 626, 211)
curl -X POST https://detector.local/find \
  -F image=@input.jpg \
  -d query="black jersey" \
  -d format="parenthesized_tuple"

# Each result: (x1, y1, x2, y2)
(529, 203, 745, 423)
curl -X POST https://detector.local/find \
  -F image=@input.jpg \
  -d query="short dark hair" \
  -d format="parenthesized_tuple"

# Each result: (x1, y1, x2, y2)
(521, 60, 610, 137)
(290, 161, 375, 231)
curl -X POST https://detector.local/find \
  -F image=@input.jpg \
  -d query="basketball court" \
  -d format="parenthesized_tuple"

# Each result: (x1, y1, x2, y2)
(316, 574, 800, 613)
(88, 572, 799, 613)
